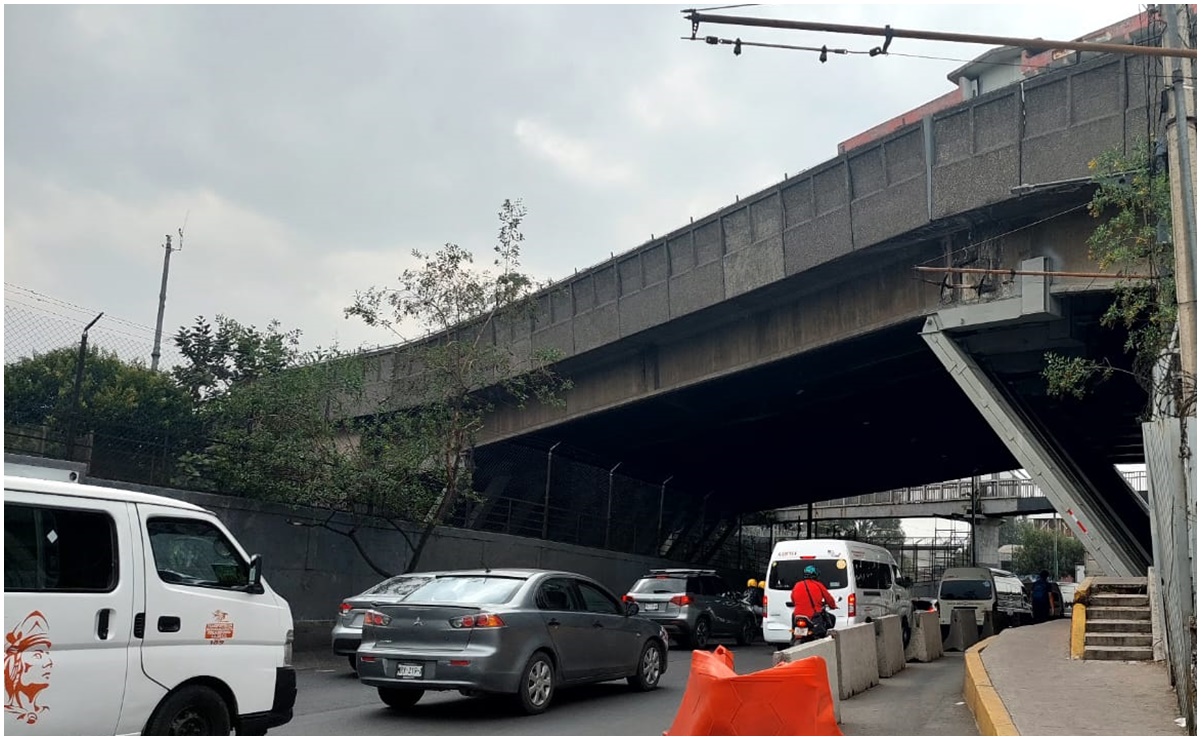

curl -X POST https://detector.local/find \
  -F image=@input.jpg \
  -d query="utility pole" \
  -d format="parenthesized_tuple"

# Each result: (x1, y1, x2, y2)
(67, 313, 104, 460)
(151, 229, 183, 372)
(1162, 5, 1197, 384)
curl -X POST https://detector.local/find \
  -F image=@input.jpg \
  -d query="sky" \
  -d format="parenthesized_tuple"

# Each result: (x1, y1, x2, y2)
(3, 3, 1148, 536)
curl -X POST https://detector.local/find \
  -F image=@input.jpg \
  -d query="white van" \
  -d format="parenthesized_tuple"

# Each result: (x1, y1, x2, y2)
(3, 474, 296, 735)
(937, 566, 1031, 630)
(762, 539, 913, 647)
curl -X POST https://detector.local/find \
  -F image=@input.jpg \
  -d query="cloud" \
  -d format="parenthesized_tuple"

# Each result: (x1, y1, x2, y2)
(626, 62, 726, 132)
(513, 118, 637, 187)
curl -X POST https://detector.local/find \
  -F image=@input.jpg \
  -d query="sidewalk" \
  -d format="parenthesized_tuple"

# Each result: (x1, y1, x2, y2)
(972, 618, 1185, 735)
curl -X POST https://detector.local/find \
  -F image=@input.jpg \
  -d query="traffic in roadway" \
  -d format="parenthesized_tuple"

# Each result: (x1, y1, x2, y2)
(282, 643, 977, 736)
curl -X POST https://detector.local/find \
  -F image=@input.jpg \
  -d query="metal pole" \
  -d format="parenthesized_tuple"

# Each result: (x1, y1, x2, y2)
(970, 474, 980, 567)
(684, 11, 1197, 59)
(1053, 514, 1060, 580)
(806, 502, 814, 538)
(151, 233, 180, 372)
(657, 475, 673, 546)
(66, 313, 104, 460)
(542, 442, 560, 540)
(1163, 4, 1198, 382)
(606, 462, 622, 549)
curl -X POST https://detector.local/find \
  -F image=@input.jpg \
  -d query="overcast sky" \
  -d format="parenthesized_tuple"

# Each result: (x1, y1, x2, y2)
(5, 2, 1144, 367)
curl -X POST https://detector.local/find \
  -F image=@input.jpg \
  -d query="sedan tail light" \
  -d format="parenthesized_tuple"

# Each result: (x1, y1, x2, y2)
(622, 594, 634, 603)
(339, 602, 353, 615)
(449, 614, 506, 629)
(363, 610, 391, 627)
(669, 595, 693, 607)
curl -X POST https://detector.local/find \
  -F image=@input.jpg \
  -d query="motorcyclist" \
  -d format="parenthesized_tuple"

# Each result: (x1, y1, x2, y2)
(743, 579, 765, 622)
(791, 565, 838, 630)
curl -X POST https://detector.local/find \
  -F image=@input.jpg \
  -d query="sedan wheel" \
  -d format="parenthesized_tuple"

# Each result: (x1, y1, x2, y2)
(627, 641, 663, 691)
(516, 652, 555, 715)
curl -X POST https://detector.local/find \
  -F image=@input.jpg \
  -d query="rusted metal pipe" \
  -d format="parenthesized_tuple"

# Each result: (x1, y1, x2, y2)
(914, 265, 1158, 280)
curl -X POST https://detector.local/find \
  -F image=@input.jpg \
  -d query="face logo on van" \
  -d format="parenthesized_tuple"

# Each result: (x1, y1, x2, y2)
(5, 611, 52, 725)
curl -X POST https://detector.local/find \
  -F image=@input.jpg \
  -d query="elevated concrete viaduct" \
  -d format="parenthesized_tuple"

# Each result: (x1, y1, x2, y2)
(358, 52, 1158, 574)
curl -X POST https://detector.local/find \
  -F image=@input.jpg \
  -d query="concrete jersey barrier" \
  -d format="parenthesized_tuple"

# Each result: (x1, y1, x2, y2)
(944, 607, 981, 653)
(906, 611, 944, 662)
(873, 615, 907, 678)
(831, 623, 880, 699)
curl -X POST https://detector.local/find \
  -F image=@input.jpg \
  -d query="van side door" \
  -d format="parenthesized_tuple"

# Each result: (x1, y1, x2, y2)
(134, 504, 280, 720)
(3, 491, 135, 735)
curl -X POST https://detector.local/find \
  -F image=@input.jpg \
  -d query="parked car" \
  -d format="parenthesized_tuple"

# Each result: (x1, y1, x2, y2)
(333, 572, 436, 671)
(356, 569, 670, 715)
(624, 568, 759, 649)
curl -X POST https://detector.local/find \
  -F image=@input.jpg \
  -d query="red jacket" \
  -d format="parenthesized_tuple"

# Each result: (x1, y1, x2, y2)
(791, 579, 837, 616)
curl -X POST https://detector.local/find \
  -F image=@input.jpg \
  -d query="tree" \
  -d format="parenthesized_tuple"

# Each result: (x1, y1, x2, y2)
(345, 199, 572, 572)
(1011, 521, 1085, 578)
(1042, 143, 1183, 409)
(172, 315, 300, 403)
(4, 346, 196, 477)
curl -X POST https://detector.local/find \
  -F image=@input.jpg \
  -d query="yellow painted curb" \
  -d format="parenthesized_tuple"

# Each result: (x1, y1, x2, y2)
(1070, 604, 1087, 659)
(963, 636, 1020, 736)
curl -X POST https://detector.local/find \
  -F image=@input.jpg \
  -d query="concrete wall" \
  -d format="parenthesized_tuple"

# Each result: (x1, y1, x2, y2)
(832, 622, 880, 699)
(905, 611, 945, 663)
(772, 637, 841, 723)
(873, 615, 907, 678)
(84, 477, 699, 631)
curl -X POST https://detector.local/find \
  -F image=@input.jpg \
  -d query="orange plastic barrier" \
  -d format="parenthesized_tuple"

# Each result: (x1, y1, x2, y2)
(664, 646, 842, 736)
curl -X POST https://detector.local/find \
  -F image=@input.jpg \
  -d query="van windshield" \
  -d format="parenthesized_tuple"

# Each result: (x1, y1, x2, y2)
(940, 579, 993, 600)
(767, 559, 848, 590)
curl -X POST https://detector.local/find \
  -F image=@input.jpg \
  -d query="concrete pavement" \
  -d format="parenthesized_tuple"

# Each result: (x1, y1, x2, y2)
(965, 618, 1186, 736)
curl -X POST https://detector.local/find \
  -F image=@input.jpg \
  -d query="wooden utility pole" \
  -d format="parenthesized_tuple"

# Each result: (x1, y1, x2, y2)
(1162, 5, 1197, 384)
(150, 230, 183, 372)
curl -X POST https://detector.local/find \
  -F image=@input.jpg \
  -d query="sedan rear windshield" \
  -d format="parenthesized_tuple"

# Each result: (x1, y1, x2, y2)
(404, 576, 525, 604)
(630, 576, 688, 594)
(364, 575, 434, 598)
(940, 580, 993, 600)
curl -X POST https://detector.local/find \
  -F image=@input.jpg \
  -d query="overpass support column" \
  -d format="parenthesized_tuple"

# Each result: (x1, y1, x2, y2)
(974, 519, 1003, 570)
(921, 258, 1144, 577)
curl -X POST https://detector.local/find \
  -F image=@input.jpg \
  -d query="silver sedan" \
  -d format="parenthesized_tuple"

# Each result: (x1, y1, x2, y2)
(356, 569, 670, 715)
(332, 572, 436, 670)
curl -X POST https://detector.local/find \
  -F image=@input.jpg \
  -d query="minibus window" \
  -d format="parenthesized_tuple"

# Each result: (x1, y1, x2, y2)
(940, 580, 993, 600)
(148, 518, 249, 590)
(4, 503, 117, 593)
(768, 559, 847, 590)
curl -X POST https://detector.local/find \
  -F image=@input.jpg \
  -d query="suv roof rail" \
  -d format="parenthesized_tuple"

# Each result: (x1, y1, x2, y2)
(646, 568, 716, 575)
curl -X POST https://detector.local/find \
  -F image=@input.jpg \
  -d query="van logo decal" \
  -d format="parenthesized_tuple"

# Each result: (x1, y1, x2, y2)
(205, 610, 235, 645)
(5, 611, 53, 725)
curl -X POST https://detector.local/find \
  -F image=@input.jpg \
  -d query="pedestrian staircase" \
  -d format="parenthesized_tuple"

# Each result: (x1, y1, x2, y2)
(1082, 579, 1153, 661)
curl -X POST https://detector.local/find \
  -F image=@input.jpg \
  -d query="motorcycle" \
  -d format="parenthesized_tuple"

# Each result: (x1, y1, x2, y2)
(791, 612, 819, 646)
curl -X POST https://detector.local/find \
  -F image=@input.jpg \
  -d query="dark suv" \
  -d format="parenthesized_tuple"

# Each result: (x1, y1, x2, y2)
(624, 569, 758, 649)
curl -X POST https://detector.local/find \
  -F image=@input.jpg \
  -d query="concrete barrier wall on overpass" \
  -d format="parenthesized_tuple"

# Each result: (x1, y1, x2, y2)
(84, 477, 703, 641)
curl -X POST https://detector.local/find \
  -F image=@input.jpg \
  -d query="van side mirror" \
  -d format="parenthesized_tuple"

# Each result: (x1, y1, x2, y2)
(246, 553, 265, 595)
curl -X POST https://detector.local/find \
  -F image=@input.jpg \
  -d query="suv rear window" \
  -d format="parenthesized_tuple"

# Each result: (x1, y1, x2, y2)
(630, 576, 689, 594)
(940, 579, 993, 600)
(768, 559, 848, 590)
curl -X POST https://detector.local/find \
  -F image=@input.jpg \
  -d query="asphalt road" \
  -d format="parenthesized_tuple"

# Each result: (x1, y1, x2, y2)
(280, 644, 977, 736)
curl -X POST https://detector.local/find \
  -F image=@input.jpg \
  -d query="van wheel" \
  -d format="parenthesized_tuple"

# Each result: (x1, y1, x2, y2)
(379, 687, 424, 710)
(146, 685, 231, 736)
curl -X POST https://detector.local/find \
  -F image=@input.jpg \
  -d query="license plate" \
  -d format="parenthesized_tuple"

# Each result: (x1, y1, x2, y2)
(396, 664, 423, 679)
(644, 603, 659, 611)
(793, 627, 809, 638)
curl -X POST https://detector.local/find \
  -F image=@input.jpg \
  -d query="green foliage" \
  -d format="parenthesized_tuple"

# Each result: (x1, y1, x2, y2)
(1011, 521, 1085, 578)
(172, 315, 300, 403)
(1043, 144, 1175, 400)
(345, 199, 573, 570)
(4, 346, 195, 444)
